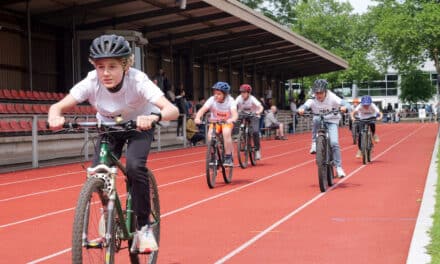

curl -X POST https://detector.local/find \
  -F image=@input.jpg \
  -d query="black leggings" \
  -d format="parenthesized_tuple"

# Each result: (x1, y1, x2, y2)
(93, 129, 154, 228)
(357, 123, 376, 150)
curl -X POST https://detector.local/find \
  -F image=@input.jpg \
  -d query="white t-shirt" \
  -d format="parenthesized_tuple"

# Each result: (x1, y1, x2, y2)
(70, 68, 164, 122)
(301, 90, 343, 124)
(204, 95, 237, 121)
(354, 103, 380, 119)
(235, 94, 262, 113)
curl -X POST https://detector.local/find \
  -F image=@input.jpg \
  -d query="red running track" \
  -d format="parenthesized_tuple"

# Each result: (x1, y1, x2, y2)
(0, 122, 436, 263)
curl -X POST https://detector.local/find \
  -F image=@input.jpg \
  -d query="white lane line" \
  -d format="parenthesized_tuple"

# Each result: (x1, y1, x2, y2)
(214, 125, 424, 263)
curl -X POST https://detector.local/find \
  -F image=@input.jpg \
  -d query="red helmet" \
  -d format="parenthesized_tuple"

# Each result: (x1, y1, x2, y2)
(239, 84, 252, 93)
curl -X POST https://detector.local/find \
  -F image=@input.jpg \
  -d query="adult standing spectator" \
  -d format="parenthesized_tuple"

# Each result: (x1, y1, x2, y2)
(155, 68, 170, 93)
(289, 98, 297, 133)
(175, 86, 188, 137)
(265, 105, 287, 140)
(259, 97, 269, 135)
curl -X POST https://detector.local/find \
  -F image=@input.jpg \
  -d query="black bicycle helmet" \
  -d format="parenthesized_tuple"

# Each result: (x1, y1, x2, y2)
(312, 79, 328, 93)
(89, 35, 132, 59)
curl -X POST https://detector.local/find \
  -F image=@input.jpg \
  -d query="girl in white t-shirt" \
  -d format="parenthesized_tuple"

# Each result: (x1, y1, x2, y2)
(194, 82, 238, 166)
(48, 35, 178, 253)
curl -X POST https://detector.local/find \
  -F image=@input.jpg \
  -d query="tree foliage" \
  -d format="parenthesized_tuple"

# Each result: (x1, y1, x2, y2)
(239, 0, 299, 25)
(399, 69, 436, 104)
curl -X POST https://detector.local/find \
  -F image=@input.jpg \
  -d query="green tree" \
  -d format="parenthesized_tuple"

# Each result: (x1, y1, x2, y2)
(239, 0, 299, 25)
(399, 69, 436, 104)
(291, 0, 380, 89)
(370, 1, 440, 80)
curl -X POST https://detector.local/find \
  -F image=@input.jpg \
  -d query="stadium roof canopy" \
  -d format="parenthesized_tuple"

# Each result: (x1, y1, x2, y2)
(1, 0, 348, 79)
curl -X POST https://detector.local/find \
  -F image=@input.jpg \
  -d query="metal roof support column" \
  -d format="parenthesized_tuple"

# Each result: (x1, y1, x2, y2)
(215, 54, 219, 82)
(207, 53, 211, 94)
(187, 46, 194, 100)
(169, 35, 174, 85)
(240, 56, 244, 85)
(199, 56, 205, 99)
(252, 62, 256, 90)
(26, 0, 33, 91)
(228, 55, 232, 85)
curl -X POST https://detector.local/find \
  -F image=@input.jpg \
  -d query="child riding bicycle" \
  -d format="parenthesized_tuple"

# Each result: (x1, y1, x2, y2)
(235, 84, 264, 160)
(298, 79, 349, 178)
(47, 34, 179, 253)
(350, 95, 383, 158)
(194, 82, 238, 166)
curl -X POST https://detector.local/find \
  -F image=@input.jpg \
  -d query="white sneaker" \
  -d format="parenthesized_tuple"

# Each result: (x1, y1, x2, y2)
(255, 150, 261, 160)
(336, 167, 346, 178)
(137, 225, 158, 253)
(309, 142, 316, 154)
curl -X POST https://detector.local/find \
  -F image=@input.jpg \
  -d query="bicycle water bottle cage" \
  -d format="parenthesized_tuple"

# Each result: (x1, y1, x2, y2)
(87, 164, 118, 193)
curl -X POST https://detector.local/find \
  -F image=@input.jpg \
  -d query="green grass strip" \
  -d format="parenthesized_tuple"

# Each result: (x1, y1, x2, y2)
(428, 142, 440, 263)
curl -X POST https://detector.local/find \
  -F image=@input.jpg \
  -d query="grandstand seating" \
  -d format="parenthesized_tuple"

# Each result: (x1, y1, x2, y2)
(0, 89, 95, 136)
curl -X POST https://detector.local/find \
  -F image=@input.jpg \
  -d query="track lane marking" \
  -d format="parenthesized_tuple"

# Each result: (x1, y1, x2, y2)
(214, 124, 425, 263)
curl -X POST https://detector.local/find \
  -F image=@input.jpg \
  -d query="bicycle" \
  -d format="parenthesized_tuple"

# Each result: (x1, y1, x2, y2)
(237, 112, 257, 169)
(312, 109, 340, 192)
(206, 120, 233, 188)
(358, 117, 376, 165)
(64, 120, 160, 264)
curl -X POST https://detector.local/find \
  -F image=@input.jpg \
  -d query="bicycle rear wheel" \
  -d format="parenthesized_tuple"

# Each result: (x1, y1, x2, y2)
(220, 142, 233, 184)
(366, 131, 372, 163)
(237, 128, 249, 168)
(72, 178, 115, 264)
(129, 169, 161, 264)
(206, 141, 218, 188)
(316, 135, 328, 192)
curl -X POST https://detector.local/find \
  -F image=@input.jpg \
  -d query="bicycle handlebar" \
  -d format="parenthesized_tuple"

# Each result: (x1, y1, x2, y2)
(51, 119, 159, 132)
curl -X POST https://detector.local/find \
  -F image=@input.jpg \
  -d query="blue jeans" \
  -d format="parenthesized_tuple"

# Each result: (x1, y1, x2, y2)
(311, 117, 342, 168)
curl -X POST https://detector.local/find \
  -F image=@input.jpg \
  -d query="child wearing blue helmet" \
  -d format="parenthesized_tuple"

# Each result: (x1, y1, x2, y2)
(194, 81, 238, 166)
(350, 95, 383, 158)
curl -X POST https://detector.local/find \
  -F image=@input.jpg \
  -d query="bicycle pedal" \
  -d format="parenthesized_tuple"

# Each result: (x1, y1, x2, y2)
(86, 241, 104, 249)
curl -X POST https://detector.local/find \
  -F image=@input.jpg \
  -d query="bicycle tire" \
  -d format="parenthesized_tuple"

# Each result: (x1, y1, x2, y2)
(367, 131, 372, 163)
(361, 132, 368, 165)
(326, 139, 334, 187)
(316, 135, 328, 192)
(72, 178, 115, 264)
(129, 169, 161, 264)
(206, 140, 217, 188)
(249, 130, 257, 166)
(237, 128, 248, 168)
(220, 141, 233, 184)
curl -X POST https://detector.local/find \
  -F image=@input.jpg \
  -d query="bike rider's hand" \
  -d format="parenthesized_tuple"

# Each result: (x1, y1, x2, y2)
(339, 106, 347, 113)
(47, 115, 65, 129)
(137, 115, 159, 130)
(194, 118, 201, 125)
(298, 108, 305, 115)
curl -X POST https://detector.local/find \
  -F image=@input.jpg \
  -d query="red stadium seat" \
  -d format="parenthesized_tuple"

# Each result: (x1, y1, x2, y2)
(2, 89, 14, 99)
(39, 104, 49, 113)
(10, 89, 20, 99)
(0, 103, 7, 114)
(25, 91, 35, 100)
(0, 120, 14, 133)
(18, 120, 32, 131)
(32, 104, 43, 114)
(9, 120, 26, 132)
(37, 119, 49, 132)
(14, 104, 26, 114)
(32, 91, 43, 101)
(23, 104, 34, 114)
(5, 104, 17, 114)
(18, 90, 27, 100)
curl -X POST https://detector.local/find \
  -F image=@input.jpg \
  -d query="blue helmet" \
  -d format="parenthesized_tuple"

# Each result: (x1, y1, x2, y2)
(312, 79, 328, 93)
(212, 81, 231, 94)
(361, 95, 372, 106)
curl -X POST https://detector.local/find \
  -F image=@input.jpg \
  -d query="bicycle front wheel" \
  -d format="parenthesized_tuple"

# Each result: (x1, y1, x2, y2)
(361, 132, 368, 165)
(72, 178, 115, 264)
(130, 169, 161, 264)
(206, 141, 218, 188)
(237, 128, 249, 168)
(316, 135, 328, 192)
(220, 142, 233, 184)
